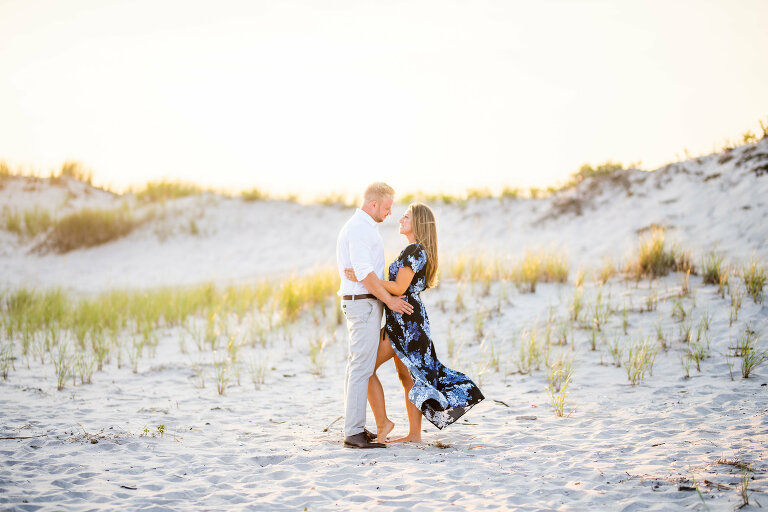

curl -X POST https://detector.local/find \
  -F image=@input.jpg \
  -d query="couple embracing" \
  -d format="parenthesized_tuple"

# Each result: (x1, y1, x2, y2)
(336, 182, 484, 449)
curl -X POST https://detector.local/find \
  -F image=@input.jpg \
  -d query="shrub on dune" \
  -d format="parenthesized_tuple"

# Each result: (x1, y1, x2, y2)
(23, 208, 53, 237)
(626, 227, 678, 279)
(58, 161, 93, 185)
(511, 250, 569, 293)
(37, 208, 140, 253)
(701, 250, 724, 285)
(742, 259, 766, 304)
(241, 188, 268, 201)
(136, 181, 204, 202)
(2, 208, 23, 235)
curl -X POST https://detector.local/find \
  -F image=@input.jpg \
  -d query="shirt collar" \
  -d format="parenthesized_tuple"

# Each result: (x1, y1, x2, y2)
(355, 208, 377, 227)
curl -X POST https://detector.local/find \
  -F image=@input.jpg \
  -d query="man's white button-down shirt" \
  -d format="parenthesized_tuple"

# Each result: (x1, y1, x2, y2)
(336, 208, 385, 296)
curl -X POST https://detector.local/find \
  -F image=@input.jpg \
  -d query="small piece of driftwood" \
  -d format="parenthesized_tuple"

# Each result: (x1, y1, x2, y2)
(322, 416, 343, 432)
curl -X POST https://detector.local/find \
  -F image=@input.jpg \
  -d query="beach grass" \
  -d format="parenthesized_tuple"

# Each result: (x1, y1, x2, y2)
(546, 357, 574, 417)
(38, 206, 140, 253)
(511, 249, 569, 293)
(447, 249, 567, 293)
(308, 335, 327, 376)
(729, 286, 742, 326)
(738, 327, 767, 378)
(741, 258, 766, 303)
(240, 187, 268, 202)
(135, 180, 206, 202)
(570, 287, 584, 322)
(590, 287, 611, 332)
(516, 328, 544, 374)
(626, 227, 678, 279)
(624, 337, 658, 385)
(1, 206, 55, 238)
(608, 332, 623, 367)
(701, 250, 724, 285)
(1, 342, 14, 379)
(248, 356, 268, 389)
(687, 342, 707, 372)
(0, 267, 339, 389)
(52, 343, 71, 391)
(213, 354, 231, 395)
(597, 258, 618, 284)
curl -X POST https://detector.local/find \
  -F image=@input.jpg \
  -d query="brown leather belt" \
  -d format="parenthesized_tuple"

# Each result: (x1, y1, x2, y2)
(341, 294, 376, 301)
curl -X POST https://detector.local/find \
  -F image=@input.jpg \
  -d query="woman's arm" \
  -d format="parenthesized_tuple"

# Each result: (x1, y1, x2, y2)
(345, 267, 415, 296)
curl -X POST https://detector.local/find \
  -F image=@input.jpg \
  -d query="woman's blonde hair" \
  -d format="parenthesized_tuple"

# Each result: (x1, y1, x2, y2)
(409, 202, 439, 288)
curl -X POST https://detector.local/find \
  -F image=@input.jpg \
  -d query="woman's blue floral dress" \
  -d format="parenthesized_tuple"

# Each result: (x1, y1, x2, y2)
(385, 243, 484, 429)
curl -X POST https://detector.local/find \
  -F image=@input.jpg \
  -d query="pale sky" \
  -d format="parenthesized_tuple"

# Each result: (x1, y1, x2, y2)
(1, 0, 767, 199)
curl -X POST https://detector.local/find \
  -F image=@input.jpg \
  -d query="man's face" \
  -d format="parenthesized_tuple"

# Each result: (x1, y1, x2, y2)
(371, 197, 393, 223)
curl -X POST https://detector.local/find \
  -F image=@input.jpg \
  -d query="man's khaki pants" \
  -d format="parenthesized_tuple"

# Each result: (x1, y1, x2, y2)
(342, 298, 383, 437)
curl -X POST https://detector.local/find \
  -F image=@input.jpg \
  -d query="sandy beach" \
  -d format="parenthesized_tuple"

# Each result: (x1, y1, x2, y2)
(1, 139, 767, 511)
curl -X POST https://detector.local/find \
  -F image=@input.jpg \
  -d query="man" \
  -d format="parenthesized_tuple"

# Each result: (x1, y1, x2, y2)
(336, 182, 413, 449)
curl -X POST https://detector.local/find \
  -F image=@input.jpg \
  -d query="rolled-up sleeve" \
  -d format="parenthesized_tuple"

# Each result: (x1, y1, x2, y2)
(348, 225, 374, 281)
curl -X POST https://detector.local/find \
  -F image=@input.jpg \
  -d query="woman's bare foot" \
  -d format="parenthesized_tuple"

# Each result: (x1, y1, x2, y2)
(376, 420, 395, 443)
(390, 434, 422, 443)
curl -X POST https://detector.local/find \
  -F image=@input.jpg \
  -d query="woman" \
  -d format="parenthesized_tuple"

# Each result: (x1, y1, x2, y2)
(345, 202, 484, 443)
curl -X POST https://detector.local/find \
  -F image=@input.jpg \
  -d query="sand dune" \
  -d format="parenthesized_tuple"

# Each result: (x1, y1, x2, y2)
(1, 140, 767, 510)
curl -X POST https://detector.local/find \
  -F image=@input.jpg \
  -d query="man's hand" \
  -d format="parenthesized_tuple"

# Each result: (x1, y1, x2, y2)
(387, 296, 414, 315)
(359, 272, 414, 315)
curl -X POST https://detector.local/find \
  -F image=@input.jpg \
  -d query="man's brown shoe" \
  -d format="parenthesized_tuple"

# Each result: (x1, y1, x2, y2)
(344, 432, 386, 449)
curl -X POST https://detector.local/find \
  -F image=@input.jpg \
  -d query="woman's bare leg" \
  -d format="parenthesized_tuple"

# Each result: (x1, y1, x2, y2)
(390, 355, 422, 443)
(367, 330, 396, 443)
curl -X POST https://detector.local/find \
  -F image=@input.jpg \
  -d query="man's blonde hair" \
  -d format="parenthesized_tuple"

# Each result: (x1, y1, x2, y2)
(363, 182, 395, 205)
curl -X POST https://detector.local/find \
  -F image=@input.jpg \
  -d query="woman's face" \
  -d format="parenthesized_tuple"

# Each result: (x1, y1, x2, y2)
(399, 209, 413, 236)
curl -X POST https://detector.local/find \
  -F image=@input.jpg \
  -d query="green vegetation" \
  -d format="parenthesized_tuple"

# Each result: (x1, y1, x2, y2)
(314, 192, 356, 208)
(566, 161, 624, 188)
(38, 207, 140, 253)
(2, 207, 54, 238)
(240, 187, 268, 202)
(2, 208, 22, 235)
(135, 181, 205, 202)
(737, 327, 767, 379)
(624, 337, 658, 385)
(0, 267, 338, 390)
(700, 250, 724, 285)
(511, 250, 569, 293)
(57, 161, 93, 185)
(626, 227, 679, 279)
(546, 357, 574, 417)
(742, 258, 766, 304)
(447, 249, 568, 294)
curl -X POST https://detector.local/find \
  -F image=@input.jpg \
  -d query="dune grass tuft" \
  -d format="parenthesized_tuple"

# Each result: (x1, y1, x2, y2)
(136, 181, 205, 202)
(624, 337, 658, 385)
(511, 250, 569, 293)
(58, 161, 93, 185)
(447, 249, 567, 294)
(741, 258, 766, 304)
(737, 326, 767, 378)
(0, 266, 339, 390)
(626, 228, 678, 279)
(1, 343, 14, 379)
(701, 250, 724, 285)
(240, 188, 268, 201)
(546, 357, 574, 417)
(38, 207, 140, 253)
(2, 207, 55, 238)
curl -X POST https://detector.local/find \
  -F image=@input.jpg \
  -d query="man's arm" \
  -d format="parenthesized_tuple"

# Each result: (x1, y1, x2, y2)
(360, 273, 413, 315)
